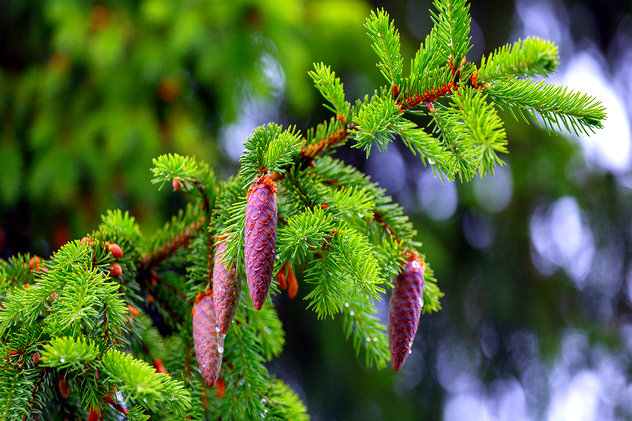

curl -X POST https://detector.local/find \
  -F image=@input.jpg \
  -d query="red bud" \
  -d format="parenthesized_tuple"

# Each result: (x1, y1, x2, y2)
(110, 263, 122, 277)
(108, 243, 123, 258)
(87, 408, 101, 421)
(59, 375, 69, 398)
(287, 264, 298, 299)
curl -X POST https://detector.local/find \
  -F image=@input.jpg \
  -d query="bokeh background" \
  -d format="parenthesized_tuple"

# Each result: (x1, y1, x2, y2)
(2, 0, 632, 419)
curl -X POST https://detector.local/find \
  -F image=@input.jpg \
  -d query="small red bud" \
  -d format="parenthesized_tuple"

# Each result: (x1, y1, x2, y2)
(81, 237, 93, 244)
(29, 256, 41, 271)
(287, 264, 298, 299)
(202, 389, 208, 410)
(216, 376, 226, 398)
(108, 243, 123, 258)
(87, 409, 101, 421)
(59, 375, 69, 398)
(110, 263, 122, 277)
(128, 305, 139, 317)
(32, 353, 41, 364)
(277, 263, 288, 290)
(172, 178, 181, 191)
(153, 358, 168, 374)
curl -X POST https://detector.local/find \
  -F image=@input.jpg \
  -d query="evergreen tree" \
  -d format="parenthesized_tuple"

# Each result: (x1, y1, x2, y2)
(0, 1, 605, 419)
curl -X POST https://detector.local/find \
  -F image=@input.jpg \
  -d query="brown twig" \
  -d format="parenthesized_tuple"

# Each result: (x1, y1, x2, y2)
(373, 211, 398, 240)
(394, 82, 458, 112)
(207, 232, 214, 288)
(184, 343, 191, 380)
(140, 217, 205, 270)
(25, 366, 47, 418)
(103, 394, 128, 416)
(150, 270, 192, 305)
(194, 178, 211, 212)
(102, 303, 108, 342)
(300, 122, 355, 159)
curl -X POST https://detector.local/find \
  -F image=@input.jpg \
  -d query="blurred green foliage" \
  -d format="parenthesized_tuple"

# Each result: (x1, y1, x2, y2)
(0, 0, 378, 250)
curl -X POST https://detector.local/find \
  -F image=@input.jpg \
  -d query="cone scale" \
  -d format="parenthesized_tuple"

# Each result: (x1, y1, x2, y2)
(193, 295, 224, 386)
(213, 239, 240, 335)
(244, 175, 277, 310)
(388, 254, 425, 371)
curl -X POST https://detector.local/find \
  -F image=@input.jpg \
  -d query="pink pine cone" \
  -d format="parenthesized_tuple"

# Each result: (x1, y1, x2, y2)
(193, 295, 224, 386)
(213, 240, 240, 335)
(244, 175, 277, 310)
(388, 255, 425, 371)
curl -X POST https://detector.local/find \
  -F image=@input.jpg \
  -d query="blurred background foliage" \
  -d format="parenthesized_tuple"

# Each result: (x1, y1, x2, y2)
(2, 0, 632, 420)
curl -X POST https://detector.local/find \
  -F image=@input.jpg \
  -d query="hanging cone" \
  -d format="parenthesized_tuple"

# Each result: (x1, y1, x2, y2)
(193, 295, 224, 386)
(388, 254, 425, 371)
(244, 175, 277, 310)
(213, 239, 240, 335)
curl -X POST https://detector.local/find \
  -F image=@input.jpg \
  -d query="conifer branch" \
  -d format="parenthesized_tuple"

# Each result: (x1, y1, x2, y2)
(485, 77, 606, 135)
(140, 214, 206, 270)
(300, 121, 355, 159)
(365, 9, 404, 86)
(308, 63, 350, 117)
(477, 37, 559, 83)
(430, 0, 472, 67)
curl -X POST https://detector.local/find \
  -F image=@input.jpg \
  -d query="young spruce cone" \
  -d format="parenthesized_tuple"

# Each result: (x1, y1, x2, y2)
(193, 294, 224, 386)
(388, 254, 425, 371)
(244, 175, 277, 310)
(213, 239, 240, 335)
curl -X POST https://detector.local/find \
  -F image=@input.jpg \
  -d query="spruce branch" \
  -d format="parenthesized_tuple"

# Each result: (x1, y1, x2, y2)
(264, 379, 310, 421)
(310, 157, 420, 250)
(342, 293, 390, 369)
(477, 37, 559, 83)
(300, 226, 385, 319)
(239, 123, 304, 188)
(301, 99, 364, 159)
(430, 0, 472, 67)
(365, 9, 404, 86)
(397, 69, 457, 111)
(140, 204, 206, 270)
(217, 301, 269, 419)
(422, 263, 443, 314)
(430, 106, 479, 181)
(351, 91, 417, 156)
(301, 121, 354, 159)
(485, 77, 606, 135)
(308, 63, 350, 117)
(40, 336, 100, 370)
(101, 348, 192, 416)
(151, 154, 217, 211)
(446, 86, 508, 176)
